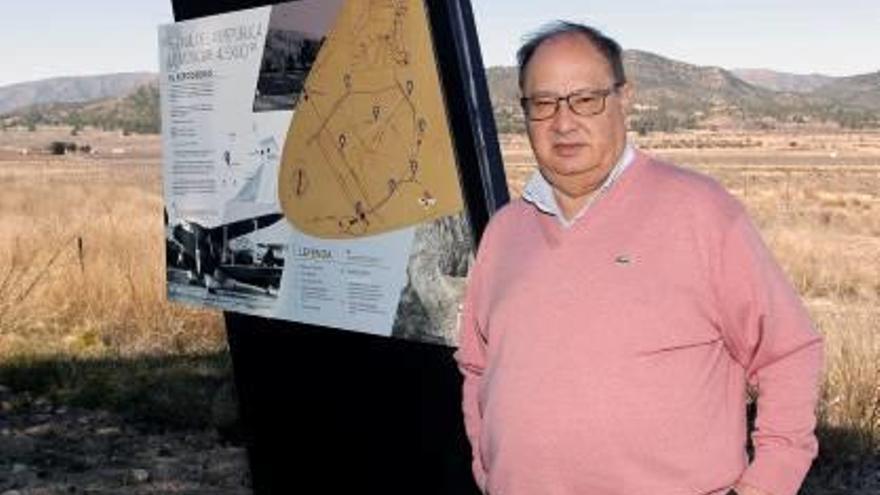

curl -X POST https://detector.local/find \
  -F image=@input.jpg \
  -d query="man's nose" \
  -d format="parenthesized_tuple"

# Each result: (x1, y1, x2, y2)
(550, 101, 578, 133)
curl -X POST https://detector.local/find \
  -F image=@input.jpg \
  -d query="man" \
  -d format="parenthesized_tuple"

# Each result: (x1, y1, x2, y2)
(455, 22, 823, 495)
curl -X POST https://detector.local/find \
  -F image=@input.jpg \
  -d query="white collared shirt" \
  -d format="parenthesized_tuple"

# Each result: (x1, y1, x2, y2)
(522, 143, 635, 228)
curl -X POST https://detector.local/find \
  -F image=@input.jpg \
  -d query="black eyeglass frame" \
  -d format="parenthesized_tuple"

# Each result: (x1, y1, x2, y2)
(520, 81, 625, 121)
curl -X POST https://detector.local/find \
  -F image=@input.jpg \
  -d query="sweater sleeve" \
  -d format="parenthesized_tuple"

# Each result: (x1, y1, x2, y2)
(454, 251, 489, 493)
(712, 212, 824, 495)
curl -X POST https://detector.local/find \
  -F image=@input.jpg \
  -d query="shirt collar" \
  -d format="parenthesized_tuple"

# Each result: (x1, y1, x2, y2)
(522, 142, 635, 227)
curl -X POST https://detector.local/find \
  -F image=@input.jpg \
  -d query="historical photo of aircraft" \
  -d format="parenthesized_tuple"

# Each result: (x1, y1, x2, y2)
(166, 209, 285, 297)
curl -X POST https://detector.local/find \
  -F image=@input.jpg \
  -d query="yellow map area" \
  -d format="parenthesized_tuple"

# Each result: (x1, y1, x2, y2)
(278, 0, 464, 238)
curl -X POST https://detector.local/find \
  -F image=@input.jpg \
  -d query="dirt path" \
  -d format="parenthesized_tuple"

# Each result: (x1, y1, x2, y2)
(0, 385, 251, 494)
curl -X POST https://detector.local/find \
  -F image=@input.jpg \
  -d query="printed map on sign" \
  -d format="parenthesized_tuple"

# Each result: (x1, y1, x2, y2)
(278, 0, 464, 239)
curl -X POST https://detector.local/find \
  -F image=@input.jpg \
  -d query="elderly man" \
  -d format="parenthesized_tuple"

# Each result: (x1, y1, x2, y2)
(455, 22, 823, 495)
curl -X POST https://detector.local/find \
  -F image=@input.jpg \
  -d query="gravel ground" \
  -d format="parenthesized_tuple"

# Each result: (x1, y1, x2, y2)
(0, 385, 251, 494)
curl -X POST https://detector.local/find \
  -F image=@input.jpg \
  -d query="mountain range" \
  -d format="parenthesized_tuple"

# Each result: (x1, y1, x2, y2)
(2, 51, 878, 134)
(0, 72, 156, 116)
(0, 72, 160, 134)
(731, 69, 834, 93)
(489, 50, 879, 132)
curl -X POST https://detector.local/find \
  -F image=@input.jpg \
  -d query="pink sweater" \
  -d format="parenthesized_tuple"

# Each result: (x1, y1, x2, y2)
(455, 152, 823, 495)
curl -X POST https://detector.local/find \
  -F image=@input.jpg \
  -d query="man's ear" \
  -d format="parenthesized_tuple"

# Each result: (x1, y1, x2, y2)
(618, 81, 635, 114)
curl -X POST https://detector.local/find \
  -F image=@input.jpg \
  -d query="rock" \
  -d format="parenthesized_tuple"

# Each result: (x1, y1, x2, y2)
(96, 427, 121, 436)
(150, 458, 181, 481)
(0, 384, 10, 394)
(32, 413, 52, 423)
(12, 463, 29, 474)
(23, 423, 52, 436)
(2, 490, 23, 495)
(130, 468, 150, 483)
(1, 434, 36, 456)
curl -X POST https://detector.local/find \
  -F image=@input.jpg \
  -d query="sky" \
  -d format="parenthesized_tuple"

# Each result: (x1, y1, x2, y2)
(1, 0, 877, 87)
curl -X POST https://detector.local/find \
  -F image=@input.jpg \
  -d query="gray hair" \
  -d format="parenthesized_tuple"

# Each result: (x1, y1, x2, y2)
(516, 21, 626, 91)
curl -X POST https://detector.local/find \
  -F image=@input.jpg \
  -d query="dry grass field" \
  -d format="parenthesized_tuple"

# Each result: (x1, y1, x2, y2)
(0, 126, 223, 360)
(1, 126, 878, 488)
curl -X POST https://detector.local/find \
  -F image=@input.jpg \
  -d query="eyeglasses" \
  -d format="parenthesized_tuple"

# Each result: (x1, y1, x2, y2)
(520, 82, 624, 121)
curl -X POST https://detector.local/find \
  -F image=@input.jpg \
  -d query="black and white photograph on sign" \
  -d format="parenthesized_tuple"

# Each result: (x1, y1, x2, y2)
(165, 208, 284, 312)
(252, 0, 343, 112)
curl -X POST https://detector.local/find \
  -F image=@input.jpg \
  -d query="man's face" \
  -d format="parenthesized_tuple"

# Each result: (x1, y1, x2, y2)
(522, 34, 631, 200)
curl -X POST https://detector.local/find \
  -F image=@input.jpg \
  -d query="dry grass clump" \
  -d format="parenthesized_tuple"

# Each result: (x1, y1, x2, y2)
(814, 305, 880, 454)
(766, 228, 880, 303)
(0, 137, 224, 362)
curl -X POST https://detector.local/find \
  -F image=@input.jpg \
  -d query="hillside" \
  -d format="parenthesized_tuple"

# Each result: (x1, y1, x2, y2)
(810, 71, 880, 111)
(2, 82, 160, 134)
(487, 50, 879, 133)
(732, 69, 834, 93)
(0, 72, 157, 115)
